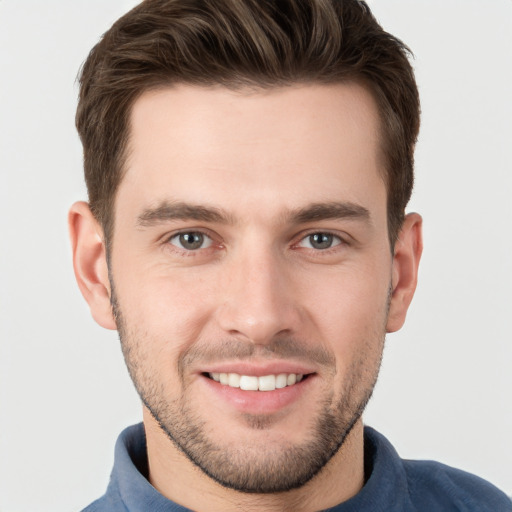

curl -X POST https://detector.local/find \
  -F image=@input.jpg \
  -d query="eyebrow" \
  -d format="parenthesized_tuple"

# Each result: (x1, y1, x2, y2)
(288, 201, 371, 224)
(137, 200, 370, 227)
(137, 201, 234, 227)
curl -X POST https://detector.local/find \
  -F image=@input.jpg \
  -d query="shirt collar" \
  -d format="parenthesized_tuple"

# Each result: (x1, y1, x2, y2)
(109, 423, 411, 511)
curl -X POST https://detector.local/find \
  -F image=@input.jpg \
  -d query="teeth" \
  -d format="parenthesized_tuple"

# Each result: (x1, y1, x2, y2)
(209, 372, 306, 391)
(258, 375, 275, 391)
(240, 375, 259, 391)
(228, 373, 240, 388)
(275, 374, 287, 389)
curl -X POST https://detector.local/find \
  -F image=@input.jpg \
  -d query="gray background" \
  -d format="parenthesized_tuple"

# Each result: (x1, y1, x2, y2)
(0, 1, 511, 510)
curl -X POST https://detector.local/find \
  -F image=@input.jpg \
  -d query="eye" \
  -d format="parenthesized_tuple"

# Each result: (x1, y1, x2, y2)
(298, 232, 342, 250)
(168, 231, 213, 251)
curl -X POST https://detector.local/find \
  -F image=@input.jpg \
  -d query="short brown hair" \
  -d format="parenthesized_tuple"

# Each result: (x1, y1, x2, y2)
(76, 0, 420, 247)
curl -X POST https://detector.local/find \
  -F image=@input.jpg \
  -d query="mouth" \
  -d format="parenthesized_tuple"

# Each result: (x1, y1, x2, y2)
(200, 368, 317, 415)
(204, 372, 310, 391)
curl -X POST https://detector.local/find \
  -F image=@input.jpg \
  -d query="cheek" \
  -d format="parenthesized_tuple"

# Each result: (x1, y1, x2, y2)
(307, 260, 390, 317)
(115, 265, 219, 360)
(303, 263, 390, 359)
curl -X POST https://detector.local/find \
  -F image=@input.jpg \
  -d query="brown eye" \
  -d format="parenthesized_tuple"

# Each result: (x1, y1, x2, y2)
(169, 232, 212, 250)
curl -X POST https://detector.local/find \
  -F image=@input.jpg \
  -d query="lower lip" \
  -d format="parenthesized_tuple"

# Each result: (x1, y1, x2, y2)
(200, 374, 315, 414)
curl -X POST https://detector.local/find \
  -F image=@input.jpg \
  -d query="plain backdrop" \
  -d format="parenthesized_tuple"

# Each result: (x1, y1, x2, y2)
(0, 1, 511, 510)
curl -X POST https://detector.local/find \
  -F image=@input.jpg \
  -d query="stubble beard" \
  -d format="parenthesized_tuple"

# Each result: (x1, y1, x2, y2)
(111, 287, 386, 494)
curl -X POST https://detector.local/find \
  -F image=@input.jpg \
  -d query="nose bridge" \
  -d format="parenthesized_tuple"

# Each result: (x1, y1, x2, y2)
(217, 240, 297, 344)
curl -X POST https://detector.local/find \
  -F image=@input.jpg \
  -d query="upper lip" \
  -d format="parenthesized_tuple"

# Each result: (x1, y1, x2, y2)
(199, 360, 317, 377)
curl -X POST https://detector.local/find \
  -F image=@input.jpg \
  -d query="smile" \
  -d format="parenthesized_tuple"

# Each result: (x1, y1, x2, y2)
(208, 372, 305, 391)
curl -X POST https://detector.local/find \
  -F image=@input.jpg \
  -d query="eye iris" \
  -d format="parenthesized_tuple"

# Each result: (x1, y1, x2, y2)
(179, 232, 204, 250)
(310, 233, 333, 249)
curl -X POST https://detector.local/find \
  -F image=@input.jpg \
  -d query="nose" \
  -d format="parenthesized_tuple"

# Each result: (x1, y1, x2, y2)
(216, 245, 301, 345)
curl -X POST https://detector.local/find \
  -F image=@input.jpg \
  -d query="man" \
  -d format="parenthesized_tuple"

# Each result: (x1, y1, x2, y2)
(68, 0, 511, 510)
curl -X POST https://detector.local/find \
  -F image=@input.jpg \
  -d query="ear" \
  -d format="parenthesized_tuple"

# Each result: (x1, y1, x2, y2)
(386, 213, 423, 333)
(68, 201, 117, 330)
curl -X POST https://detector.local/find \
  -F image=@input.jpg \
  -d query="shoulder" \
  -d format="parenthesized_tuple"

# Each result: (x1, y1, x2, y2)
(403, 459, 512, 511)
(363, 427, 511, 512)
(80, 425, 143, 512)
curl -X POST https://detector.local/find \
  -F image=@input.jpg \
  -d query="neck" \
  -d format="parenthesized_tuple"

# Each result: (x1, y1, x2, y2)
(143, 409, 365, 512)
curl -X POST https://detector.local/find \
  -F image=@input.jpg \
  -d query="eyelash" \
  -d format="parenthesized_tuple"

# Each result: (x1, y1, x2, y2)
(164, 229, 349, 255)
(166, 230, 219, 254)
(294, 231, 345, 251)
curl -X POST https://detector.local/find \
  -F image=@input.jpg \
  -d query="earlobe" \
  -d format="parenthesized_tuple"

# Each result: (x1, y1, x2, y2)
(386, 213, 423, 333)
(68, 201, 117, 330)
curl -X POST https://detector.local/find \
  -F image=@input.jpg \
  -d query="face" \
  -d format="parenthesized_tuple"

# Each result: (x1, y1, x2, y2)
(109, 83, 394, 492)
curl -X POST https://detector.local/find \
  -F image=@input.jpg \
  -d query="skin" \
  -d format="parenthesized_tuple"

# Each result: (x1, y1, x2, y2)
(69, 83, 422, 511)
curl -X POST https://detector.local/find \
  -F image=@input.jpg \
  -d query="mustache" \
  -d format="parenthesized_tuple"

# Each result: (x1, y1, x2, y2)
(180, 337, 336, 370)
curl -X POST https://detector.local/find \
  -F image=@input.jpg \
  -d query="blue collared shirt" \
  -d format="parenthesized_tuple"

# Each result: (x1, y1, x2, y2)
(82, 423, 511, 511)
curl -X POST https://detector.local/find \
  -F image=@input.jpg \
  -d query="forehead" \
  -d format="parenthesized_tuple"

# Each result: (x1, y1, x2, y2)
(119, 83, 385, 223)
